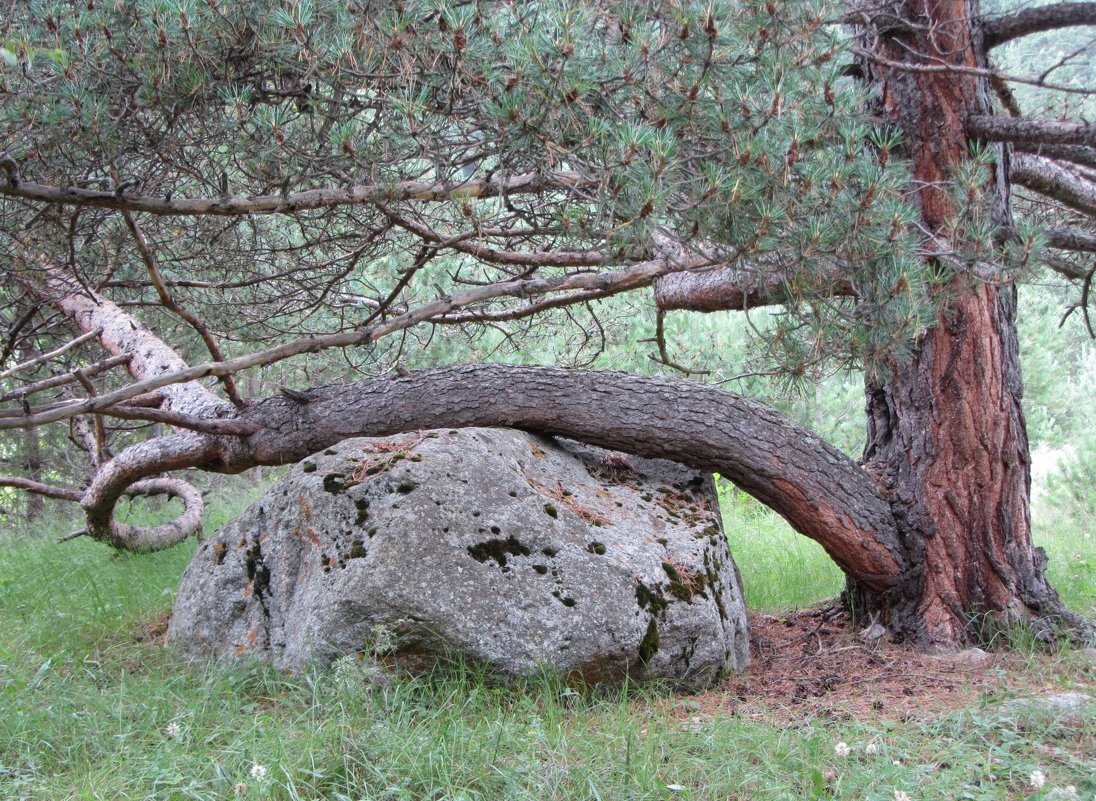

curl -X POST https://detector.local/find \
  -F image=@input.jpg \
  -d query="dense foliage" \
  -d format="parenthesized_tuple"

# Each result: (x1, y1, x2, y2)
(0, 0, 941, 379)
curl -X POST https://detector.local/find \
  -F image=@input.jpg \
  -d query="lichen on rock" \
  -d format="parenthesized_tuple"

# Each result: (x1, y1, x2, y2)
(168, 428, 750, 689)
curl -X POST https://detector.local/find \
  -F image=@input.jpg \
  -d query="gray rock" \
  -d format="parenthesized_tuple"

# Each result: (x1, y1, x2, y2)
(168, 428, 749, 689)
(951, 647, 991, 667)
(859, 623, 887, 642)
(999, 692, 1093, 726)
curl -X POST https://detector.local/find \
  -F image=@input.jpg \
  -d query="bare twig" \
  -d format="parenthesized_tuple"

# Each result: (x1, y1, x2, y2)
(0, 170, 591, 216)
(0, 475, 82, 501)
(0, 354, 131, 403)
(0, 327, 102, 380)
(647, 310, 711, 375)
(121, 210, 245, 407)
(98, 405, 262, 436)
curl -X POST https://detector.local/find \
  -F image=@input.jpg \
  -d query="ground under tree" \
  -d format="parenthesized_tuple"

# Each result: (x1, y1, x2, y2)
(1, 0, 1094, 649)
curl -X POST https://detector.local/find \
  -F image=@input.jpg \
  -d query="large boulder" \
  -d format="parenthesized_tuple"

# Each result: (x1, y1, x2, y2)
(168, 428, 750, 688)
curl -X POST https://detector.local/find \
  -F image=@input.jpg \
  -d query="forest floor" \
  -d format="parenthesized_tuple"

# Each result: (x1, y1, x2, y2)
(685, 609, 1094, 724)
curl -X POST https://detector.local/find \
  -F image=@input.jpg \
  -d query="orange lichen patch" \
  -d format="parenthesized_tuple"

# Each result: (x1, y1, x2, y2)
(246, 627, 258, 645)
(234, 643, 246, 654)
(299, 495, 312, 519)
(304, 527, 321, 547)
(530, 442, 547, 458)
(243, 581, 253, 599)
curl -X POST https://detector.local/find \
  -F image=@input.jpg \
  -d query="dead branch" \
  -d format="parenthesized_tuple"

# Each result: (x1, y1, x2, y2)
(0, 170, 590, 216)
(0, 354, 131, 403)
(99, 405, 262, 436)
(647, 309, 711, 375)
(0, 475, 82, 501)
(121, 210, 245, 407)
(0, 327, 102, 380)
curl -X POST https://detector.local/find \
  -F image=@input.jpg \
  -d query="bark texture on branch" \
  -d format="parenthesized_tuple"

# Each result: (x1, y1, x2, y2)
(83, 365, 908, 592)
(652, 267, 854, 312)
(982, 2, 1096, 50)
(1047, 226, 1096, 254)
(1013, 142, 1096, 172)
(38, 271, 230, 420)
(23, 271, 233, 549)
(969, 115, 1096, 149)
(1011, 153, 1096, 217)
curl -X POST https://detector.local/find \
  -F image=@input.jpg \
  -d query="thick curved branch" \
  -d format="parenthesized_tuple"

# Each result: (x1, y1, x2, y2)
(969, 115, 1096, 149)
(0, 170, 589, 216)
(0, 472, 202, 552)
(983, 2, 1096, 50)
(85, 365, 906, 589)
(92, 477, 207, 552)
(79, 430, 232, 551)
(1012, 153, 1096, 216)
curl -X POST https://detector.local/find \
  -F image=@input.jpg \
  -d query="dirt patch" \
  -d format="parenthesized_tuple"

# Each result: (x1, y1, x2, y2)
(133, 611, 171, 645)
(674, 608, 1094, 724)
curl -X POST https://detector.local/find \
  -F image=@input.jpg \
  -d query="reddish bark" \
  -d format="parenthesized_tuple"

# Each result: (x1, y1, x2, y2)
(851, 0, 1078, 644)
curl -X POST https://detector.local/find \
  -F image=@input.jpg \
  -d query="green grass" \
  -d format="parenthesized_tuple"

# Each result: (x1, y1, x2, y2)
(720, 482, 1096, 619)
(1033, 500, 1096, 619)
(0, 482, 1093, 800)
(719, 484, 845, 612)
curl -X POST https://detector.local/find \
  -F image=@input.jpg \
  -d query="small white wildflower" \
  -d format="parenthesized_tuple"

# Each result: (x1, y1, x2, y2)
(894, 791, 911, 801)
(892, 759, 902, 766)
(864, 742, 880, 755)
(164, 721, 183, 739)
(249, 764, 268, 780)
(834, 742, 851, 757)
(1029, 769, 1047, 788)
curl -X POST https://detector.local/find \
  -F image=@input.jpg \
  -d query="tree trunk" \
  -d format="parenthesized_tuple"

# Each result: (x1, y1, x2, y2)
(857, 284, 1073, 643)
(849, 0, 1079, 646)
